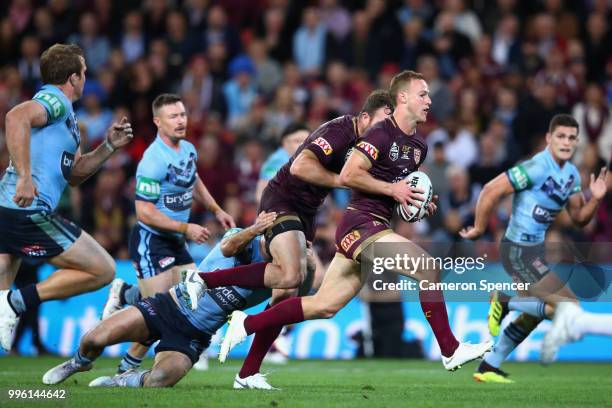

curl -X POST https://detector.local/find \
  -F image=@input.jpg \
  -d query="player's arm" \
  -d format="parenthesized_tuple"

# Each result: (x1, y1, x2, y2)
(460, 173, 514, 239)
(193, 174, 235, 229)
(4, 101, 47, 207)
(69, 117, 133, 186)
(290, 149, 343, 188)
(135, 200, 210, 244)
(339, 150, 424, 207)
(220, 211, 277, 257)
(566, 167, 608, 227)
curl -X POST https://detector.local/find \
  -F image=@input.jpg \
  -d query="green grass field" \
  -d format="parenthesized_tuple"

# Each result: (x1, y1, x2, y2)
(0, 357, 610, 407)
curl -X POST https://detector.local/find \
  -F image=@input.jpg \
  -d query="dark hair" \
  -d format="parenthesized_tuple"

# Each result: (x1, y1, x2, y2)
(389, 70, 425, 105)
(40, 44, 84, 85)
(549, 114, 579, 134)
(280, 122, 309, 141)
(360, 89, 393, 115)
(152, 93, 182, 115)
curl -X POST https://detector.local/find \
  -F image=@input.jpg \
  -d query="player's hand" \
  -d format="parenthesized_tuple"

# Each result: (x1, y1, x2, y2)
(590, 166, 608, 200)
(253, 211, 277, 234)
(186, 223, 210, 244)
(390, 181, 425, 208)
(459, 225, 484, 240)
(426, 194, 439, 217)
(214, 208, 236, 229)
(13, 176, 38, 207)
(106, 117, 133, 150)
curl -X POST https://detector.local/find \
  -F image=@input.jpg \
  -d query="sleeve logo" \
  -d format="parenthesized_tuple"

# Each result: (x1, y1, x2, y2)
(313, 137, 333, 155)
(136, 176, 161, 198)
(356, 141, 379, 160)
(34, 93, 65, 120)
(508, 165, 530, 190)
(340, 230, 361, 252)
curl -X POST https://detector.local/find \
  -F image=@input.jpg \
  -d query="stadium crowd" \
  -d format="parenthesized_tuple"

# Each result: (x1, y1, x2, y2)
(0, 0, 611, 267)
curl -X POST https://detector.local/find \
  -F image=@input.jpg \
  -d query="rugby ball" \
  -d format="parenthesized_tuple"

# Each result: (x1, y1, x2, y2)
(396, 171, 433, 223)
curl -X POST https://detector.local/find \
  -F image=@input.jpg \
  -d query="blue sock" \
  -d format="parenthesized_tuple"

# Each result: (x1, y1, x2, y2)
(118, 352, 142, 373)
(122, 285, 141, 306)
(508, 297, 547, 319)
(484, 322, 529, 368)
(74, 349, 93, 367)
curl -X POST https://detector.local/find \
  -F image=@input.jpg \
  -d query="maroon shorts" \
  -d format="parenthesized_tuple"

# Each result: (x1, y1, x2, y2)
(335, 209, 393, 261)
(259, 187, 316, 243)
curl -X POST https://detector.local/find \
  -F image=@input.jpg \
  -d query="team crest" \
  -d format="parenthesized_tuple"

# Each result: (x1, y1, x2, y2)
(389, 142, 399, 161)
(356, 141, 379, 160)
(340, 230, 361, 252)
(401, 145, 411, 159)
(413, 148, 421, 165)
(313, 137, 333, 155)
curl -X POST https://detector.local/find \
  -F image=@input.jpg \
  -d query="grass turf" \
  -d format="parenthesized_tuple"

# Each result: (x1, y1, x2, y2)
(0, 357, 610, 407)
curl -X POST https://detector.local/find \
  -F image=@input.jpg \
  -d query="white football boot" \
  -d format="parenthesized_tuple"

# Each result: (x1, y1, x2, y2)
(102, 278, 125, 320)
(0, 290, 19, 351)
(442, 340, 494, 371)
(233, 373, 279, 390)
(219, 310, 248, 363)
(541, 302, 582, 365)
(181, 269, 207, 310)
(43, 358, 92, 385)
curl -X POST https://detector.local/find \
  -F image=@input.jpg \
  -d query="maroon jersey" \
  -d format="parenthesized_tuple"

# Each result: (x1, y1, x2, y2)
(266, 115, 359, 215)
(349, 117, 428, 221)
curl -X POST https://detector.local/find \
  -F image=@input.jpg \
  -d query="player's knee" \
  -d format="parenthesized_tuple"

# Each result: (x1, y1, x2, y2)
(278, 267, 303, 289)
(144, 369, 175, 387)
(82, 330, 106, 351)
(91, 254, 115, 285)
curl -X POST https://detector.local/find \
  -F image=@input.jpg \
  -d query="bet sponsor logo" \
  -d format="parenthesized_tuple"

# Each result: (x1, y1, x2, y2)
(356, 141, 379, 160)
(313, 137, 333, 155)
(340, 230, 361, 252)
(158, 256, 176, 269)
(21, 244, 47, 257)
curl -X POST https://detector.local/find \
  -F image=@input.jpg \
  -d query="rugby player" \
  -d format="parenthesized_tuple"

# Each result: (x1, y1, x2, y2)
(209, 70, 493, 372)
(100, 93, 234, 374)
(0, 44, 133, 351)
(42, 211, 282, 389)
(460, 114, 612, 382)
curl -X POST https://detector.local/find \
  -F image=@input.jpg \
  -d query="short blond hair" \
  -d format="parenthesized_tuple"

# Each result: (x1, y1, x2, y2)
(389, 70, 424, 106)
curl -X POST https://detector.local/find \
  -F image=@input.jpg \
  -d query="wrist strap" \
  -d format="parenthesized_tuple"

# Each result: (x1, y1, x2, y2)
(178, 222, 188, 235)
(104, 139, 116, 153)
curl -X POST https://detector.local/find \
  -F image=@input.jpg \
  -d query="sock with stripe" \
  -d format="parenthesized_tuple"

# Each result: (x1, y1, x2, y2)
(121, 284, 142, 306)
(9, 285, 40, 314)
(508, 297, 547, 319)
(484, 313, 541, 368)
(74, 349, 93, 367)
(118, 352, 143, 374)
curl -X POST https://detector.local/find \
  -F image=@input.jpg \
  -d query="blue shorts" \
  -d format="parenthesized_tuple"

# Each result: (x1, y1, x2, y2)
(0, 206, 82, 259)
(500, 237, 550, 284)
(135, 293, 211, 364)
(128, 224, 193, 279)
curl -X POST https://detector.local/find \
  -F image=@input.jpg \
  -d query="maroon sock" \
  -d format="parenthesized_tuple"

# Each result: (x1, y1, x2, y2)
(244, 297, 304, 335)
(198, 262, 268, 288)
(239, 304, 283, 378)
(419, 289, 459, 357)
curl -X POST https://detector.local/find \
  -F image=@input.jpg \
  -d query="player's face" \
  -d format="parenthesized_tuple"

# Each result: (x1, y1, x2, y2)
(155, 102, 188, 139)
(547, 125, 579, 162)
(403, 79, 431, 123)
(282, 129, 309, 156)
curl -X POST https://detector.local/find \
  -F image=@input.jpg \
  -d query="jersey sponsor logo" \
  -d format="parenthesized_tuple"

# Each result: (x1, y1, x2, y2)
(540, 175, 575, 205)
(34, 92, 65, 120)
(532, 205, 559, 223)
(21, 244, 47, 257)
(340, 230, 361, 252)
(136, 177, 161, 199)
(60, 151, 75, 181)
(508, 165, 531, 190)
(167, 153, 197, 187)
(356, 141, 379, 160)
(413, 148, 421, 165)
(158, 256, 175, 269)
(163, 190, 193, 211)
(401, 145, 411, 159)
(312, 137, 333, 155)
(209, 286, 247, 314)
(389, 142, 399, 161)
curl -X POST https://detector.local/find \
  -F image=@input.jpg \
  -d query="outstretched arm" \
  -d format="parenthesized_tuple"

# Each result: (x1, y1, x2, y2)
(566, 167, 608, 227)
(220, 211, 277, 257)
(460, 173, 514, 239)
(5, 101, 47, 207)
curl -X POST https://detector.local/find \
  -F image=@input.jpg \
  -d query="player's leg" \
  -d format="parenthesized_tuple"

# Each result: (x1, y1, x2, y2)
(219, 254, 363, 362)
(43, 306, 150, 385)
(143, 351, 192, 387)
(474, 313, 542, 383)
(0, 254, 22, 350)
(102, 278, 142, 320)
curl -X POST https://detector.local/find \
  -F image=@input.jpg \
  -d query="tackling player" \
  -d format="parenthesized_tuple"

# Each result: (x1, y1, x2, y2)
(460, 114, 612, 382)
(100, 93, 234, 374)
(204, 70, 492, 373)
(0, 44, 133, 351)
(42, 211, 282, 388)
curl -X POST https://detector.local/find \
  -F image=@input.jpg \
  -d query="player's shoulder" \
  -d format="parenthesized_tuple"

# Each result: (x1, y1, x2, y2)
(179, 139, 197, 153)
(32, 85, 70, 122)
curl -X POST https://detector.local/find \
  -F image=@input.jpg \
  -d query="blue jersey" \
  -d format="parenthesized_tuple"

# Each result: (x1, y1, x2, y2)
(505, 148, 581, 244)
(135, 135, 197, 237)
(259, 148, 290, 181)
(0, 85, 81, 211)
(174, 228, 270, 335)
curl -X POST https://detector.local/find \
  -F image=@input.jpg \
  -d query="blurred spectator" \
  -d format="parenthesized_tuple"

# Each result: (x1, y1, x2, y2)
(400, 17, 433, 71)
(223, 55, 258, 129)
(144, 0, 169, 40)
(203, 5, 241, 59)
(9, 0, 33, 36)
(431, 11, 473, 78)
(17, 35, 40, 95)
(572, 83, 612, 166)
(444, 0, 483, 45)
(257, 6, 292, 63)
(582, 12, 611, 83)
(120, 11, 146, 63)
(247, 38, 282, 97)
(397, 0, 434, 26)
(68, 12, 111, 74)
(468, 133, 509, 189)
(441, 165, 479, 240)
(180, 55, 226, 117)
(429, 115, 478, 169)
(293, 7, 327, 77)
(0, 18, 19, 65)
(77, 82, 114, 147)
(417, 55, 454, 123)
(491, 14, 521, 68)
